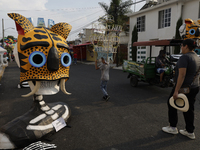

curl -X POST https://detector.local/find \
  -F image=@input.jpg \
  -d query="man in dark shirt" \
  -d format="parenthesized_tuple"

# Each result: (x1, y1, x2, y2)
(162, 39, 200, 139)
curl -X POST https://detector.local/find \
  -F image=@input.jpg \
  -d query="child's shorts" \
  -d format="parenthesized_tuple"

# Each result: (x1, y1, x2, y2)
(157, 68, 167, 74)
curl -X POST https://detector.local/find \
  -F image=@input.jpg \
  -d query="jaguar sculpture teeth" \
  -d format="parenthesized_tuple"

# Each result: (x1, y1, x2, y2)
(0, 13, 72, 149)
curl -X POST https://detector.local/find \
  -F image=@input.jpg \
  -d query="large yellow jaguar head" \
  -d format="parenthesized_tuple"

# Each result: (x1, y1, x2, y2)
(8, 13, 72, 97)
(179, 18, 200, 40)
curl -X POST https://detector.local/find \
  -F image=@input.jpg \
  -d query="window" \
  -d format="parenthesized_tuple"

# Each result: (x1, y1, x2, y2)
(158, 8, 171, 29)
(137, 46, 146, 62)
(137, 16, 145, 32)
(129, 46, 132, 59)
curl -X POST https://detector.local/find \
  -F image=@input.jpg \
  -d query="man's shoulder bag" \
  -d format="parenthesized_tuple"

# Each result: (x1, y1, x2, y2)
(178, 85, 190, 94)
(178, 67, 200, 94)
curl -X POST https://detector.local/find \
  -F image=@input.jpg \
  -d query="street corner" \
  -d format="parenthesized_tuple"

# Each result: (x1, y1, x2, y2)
(112, 65, 123, 70)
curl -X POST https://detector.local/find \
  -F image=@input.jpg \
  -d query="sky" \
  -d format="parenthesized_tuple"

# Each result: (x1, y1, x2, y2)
(0, 0, 145, 41)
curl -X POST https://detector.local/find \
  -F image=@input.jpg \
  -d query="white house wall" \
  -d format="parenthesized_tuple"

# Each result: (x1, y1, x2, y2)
(119, 32, 129, 44)
(182, 0, 199, 20)
(128, 0, 199, 61)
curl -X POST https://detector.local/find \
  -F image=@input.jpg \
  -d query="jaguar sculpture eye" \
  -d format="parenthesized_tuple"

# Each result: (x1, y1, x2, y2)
(29, 51, 46, 68)
(189, 29, 195, 35)
(61, 53, 72, 67)
(0, 13, 72, 149)
(180, 18, 200, 40)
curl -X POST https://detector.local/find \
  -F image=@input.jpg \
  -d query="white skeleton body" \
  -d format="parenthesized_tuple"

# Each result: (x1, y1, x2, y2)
(0, 81, 71, 149)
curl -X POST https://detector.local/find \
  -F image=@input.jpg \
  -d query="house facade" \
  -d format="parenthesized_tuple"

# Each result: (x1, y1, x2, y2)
(75, 29, 98, 62)
(128, 0, 200, 62)
(74, 27, 129, 63)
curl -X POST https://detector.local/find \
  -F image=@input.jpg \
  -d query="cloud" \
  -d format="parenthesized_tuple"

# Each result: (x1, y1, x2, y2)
(0, 0, 48, 10)
(0, 0, 47, 39)
(0, 0, 108, 39)
(0, 0, 145, 40)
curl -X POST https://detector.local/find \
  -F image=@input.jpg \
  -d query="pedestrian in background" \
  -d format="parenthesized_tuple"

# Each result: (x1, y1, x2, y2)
(73, 52, 77, 64)
(95, 57, 110, 101)
(70, 51, 73, 62)
(162, 39, 200, 139)
(155, 50, 172, 86)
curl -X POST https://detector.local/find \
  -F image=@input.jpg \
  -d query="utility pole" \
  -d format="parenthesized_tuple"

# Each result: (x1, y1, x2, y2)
(2, 18, 4, 48)
(134, 0, 136, 12)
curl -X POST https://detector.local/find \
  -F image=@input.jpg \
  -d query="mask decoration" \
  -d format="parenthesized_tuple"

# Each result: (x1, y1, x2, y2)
(179, 18, 200, 41)
(0, 13, 72, 149)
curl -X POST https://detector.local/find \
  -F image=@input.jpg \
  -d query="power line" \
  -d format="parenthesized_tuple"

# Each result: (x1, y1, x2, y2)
(0, 7, 102, 12)
(128, 0, 146, 6)
(69, 9, 103, 24)
(3, 10, 104, 37)
(4, 8, 103, 24)
(68, 1, 146, 37)
(69, 20, 97, 35)
(69, 13, 106, 35)
(68, 1, 147, 39)
(69, 19, 99, 36)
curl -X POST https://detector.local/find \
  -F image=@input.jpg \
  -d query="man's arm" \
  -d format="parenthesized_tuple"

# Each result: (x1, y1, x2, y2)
(95, 60, 100, 70)
(156, 57, 164, 67)
(173, 68, 186, 100)
(165, 57, 174, 65)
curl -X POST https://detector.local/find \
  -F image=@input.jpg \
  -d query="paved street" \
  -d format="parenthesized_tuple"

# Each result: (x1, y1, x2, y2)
(1, 61, 200, 150)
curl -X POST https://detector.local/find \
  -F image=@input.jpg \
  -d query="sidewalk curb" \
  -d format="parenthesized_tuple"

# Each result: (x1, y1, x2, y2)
(0, 66, 6, 82)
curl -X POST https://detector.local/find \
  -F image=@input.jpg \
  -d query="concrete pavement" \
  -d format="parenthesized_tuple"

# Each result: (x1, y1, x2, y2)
(1, 62, 200, 150)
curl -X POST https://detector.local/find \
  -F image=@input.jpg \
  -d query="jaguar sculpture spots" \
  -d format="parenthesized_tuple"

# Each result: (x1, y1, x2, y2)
(179, 18, 200, 40)
(0, 13, 72, 149)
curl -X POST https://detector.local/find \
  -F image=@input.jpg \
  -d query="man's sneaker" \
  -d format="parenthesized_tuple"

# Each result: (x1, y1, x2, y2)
(159, 82, 165, 87)
(105, 95, 110, 101)
(103, 96, 106, 100)
(179, 129, 195, 139)
(162, 126, 178, 134)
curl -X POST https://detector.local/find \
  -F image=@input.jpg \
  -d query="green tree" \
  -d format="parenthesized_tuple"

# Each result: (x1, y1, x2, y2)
(5, 45, 12, 53)
(4, 45, 13, 62)
(174, 17, 183, 54)
(7, 35, 15, 40)
(0, 35, 16, 47)
(99, 0, 133, 30)
(1, 35, 17, 61)
(131, 25, 138, 61)
(99, 0, 133, 65)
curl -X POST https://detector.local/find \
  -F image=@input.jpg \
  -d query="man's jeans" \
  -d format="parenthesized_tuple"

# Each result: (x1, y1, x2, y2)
(100, 80, 108, 96)
(167, 86, 199, 133)
(74, 58, 77, 64)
